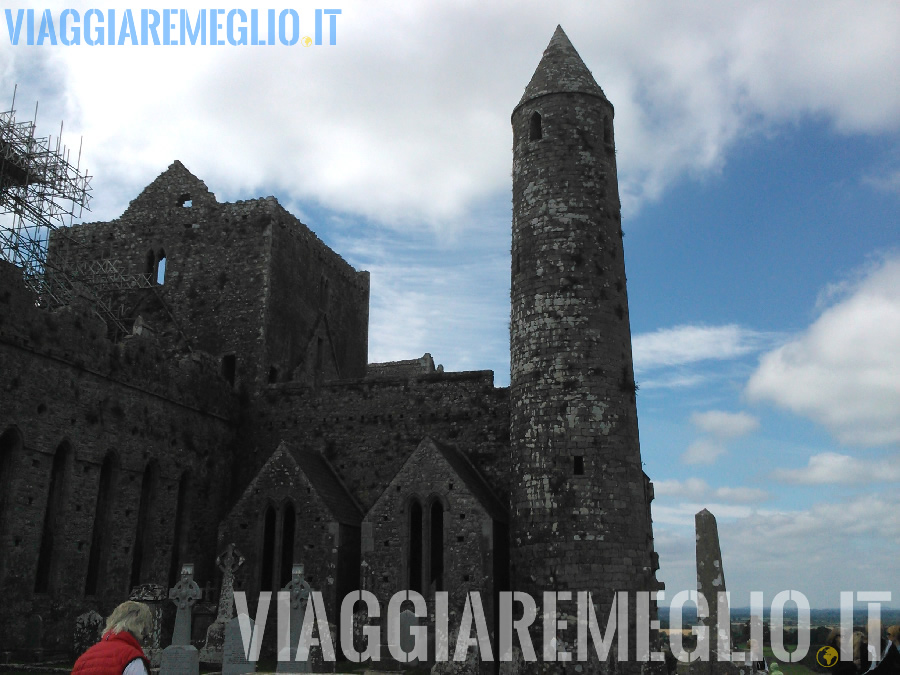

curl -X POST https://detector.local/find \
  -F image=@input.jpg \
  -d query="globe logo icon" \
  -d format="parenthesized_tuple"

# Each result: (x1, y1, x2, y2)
(301, 36, 313, 47)
(817, 646, 840, 667)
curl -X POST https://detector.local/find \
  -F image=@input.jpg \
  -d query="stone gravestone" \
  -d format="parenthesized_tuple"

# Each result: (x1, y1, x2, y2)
(170, 563, 202, 645)
(276, 563, 311, 673)
(399, 609, 418, 664)
(696, 509, 744, 675)
(161, 564, 201, 675)
(73, 610, 104, 657)
(130, 583, 169, 667)
(160, 644, 200, 675)
(223, 615, 256, 675)
(200, 543, 246, 665)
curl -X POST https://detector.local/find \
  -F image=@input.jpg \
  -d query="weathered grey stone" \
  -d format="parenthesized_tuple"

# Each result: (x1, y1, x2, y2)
(222, 616, 256, 675)
(509, 26, 661, 638)
(398, 609, 418, 660)
(696, 508, 740, 675)
(73, 610, 104, 658)
(160, 643, 199, 675)
(498, 645, 526, 674)
(201, 544, 246, 665)
(130, 583, 169, 667)
(169, 564, 201, 647)
(276, 564, 311, 673)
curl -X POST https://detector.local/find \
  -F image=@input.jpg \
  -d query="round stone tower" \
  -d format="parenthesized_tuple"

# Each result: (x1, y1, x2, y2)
(510, 27, 659, 616)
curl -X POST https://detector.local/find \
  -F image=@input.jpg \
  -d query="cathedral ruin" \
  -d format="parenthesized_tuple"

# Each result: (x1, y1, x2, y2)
(0, 27, 661, 669)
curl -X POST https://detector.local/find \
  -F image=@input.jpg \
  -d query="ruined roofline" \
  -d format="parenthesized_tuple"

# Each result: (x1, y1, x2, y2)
(55, 159, 369, 288)
(265, 368, 500, 391)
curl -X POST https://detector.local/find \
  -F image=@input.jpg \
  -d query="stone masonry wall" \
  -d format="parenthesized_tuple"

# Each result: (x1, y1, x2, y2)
(508, 28, 658, 624)
(243, 371, 510, 513)
(48, 162, 274, 391)
(49, 161, 370, 393)
(0, 262, 236, 654)
(362, 440, 502, 635)
(217, 447, 355, 620)
(266, 208, 369, 383)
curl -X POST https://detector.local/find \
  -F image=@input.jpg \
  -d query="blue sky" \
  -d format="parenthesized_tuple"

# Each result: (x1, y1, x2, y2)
(2, 1, 898, 608)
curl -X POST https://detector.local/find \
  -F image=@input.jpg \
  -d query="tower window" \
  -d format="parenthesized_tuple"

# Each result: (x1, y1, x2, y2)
(179, 194, 192, 208)
(529, 111, 543, 141)
(221, 355, 236, 386)
(574, 456, 585, 475)
(156, 254, 167, 285)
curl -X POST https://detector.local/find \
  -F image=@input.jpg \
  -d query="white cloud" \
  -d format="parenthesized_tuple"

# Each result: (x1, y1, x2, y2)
(691, 410, 760, 438)
(639, 373, 709, 391)
(654, 477, 710, 499)
(747, 255, 900, 447)
(337, 227, 511, 381)
(633, 324, 773, 372)
(682, 439, 727, 465)
(679, 410, 759, 465)
(3, 1, 899, 228)
(654, 491, 900, 605)
(773, 452, 900, 485)
(863, 169, 900, 195)
(654, 477, 768, 504)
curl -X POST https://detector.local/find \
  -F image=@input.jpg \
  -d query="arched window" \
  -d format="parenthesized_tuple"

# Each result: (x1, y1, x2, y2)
(35, 441, 72, 594)
(279, 502, 296, 589)
(130, 460, 159, 590)
(145, 249, 168, 285)
(408, 500, 423, 594)
(167, 472, 192, 589)
(529, 111, 543, 141)
(0, 427, 23, 576)
(260, 506, 277, 592)
(156, 249, 167, 285)
(85, 451, 119, 595)
(429, 501, 444, 592)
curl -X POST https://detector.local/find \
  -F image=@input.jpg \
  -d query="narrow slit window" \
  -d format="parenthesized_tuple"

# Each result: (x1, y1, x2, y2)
(222, 355, 236, 386)
(260, 506, 276, 592)
(156, 250, 167, 285)
(279, 502, 296, 589)
(529, 111, 542, 141)
(574, 456, 585, 475)
(409, 500, 422, 594)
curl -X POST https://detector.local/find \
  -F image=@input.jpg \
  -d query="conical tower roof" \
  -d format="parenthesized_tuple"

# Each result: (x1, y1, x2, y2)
(516, 26, 607, 110)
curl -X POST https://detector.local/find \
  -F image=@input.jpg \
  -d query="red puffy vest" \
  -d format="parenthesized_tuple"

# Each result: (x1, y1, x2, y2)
(72, 630, 149, 675)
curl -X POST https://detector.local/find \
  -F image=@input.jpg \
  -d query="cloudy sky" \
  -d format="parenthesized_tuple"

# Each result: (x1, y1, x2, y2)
(3, 1, 898, 609)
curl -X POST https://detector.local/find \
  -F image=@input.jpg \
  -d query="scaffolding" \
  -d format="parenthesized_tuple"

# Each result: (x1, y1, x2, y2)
(1, 87, 192, 345)
(0, 86, 134, 336)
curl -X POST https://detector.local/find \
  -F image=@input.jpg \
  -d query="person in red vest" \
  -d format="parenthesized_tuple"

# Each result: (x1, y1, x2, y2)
(72, 601, 152, 675)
